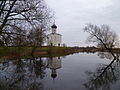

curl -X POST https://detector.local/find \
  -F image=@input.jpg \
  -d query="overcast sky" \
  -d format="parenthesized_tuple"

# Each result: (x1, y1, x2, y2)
(47, 0, 120, 47)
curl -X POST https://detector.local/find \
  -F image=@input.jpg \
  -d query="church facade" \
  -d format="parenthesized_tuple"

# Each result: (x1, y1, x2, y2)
(47, 24, 62, 46)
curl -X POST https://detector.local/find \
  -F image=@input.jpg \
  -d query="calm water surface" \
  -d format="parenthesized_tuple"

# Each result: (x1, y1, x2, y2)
(0, 52, 120, 90)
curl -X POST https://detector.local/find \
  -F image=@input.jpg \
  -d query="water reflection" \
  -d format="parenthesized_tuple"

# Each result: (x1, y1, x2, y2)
(84, 52, 120, 90)
(0, 56, 62, 90)
(47, 57, 62, 79)
(97, 52, 113, 60)
(1, 53, 120, 90)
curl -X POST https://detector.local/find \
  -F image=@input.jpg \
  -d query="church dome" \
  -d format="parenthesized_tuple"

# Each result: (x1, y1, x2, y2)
(51, 73, 57, 79)
(51, 24, 57, 28)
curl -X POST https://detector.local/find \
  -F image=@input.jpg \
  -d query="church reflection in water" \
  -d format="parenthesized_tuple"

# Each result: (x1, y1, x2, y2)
(47, 57, 62, 79)
(0, 56, 62, 90)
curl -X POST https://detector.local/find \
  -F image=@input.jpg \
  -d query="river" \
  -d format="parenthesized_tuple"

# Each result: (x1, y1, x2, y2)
(0, 52, 120, 90)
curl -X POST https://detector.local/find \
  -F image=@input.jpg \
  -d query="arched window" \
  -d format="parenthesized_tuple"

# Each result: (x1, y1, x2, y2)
(58, 43, 60, 46)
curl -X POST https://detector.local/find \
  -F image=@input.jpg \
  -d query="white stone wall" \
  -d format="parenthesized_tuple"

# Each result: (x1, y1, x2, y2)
(47, 34, 62, 46)
(47, 57, 61, 69)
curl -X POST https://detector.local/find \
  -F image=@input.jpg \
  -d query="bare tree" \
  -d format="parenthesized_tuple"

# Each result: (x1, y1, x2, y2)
(0, 0, 53, 46)
(28, 28, 46, 47)
(84, 24, 118, 59)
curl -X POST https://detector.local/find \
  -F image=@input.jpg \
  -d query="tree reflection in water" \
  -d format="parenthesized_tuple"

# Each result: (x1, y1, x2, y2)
(84, 52, 120, 90)
(0, 56, 62, 90)
(97, 52, 113, 60)
(0, 57, 47, 90)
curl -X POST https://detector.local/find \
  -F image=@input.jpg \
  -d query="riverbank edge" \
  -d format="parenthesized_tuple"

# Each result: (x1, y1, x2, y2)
(0, 46, 120, 60)
(0, 46, 79, 60)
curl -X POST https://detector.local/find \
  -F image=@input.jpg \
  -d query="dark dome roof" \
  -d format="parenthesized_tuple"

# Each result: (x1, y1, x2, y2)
(51, 24, 57, 28)
(51, 74, 57, 79)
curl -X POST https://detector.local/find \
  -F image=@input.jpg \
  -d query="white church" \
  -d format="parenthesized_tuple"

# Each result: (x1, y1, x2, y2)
(47, 24, 62, 46)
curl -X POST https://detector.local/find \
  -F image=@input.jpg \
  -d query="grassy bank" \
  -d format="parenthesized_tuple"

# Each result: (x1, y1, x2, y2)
(0, 46, 77, 59)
